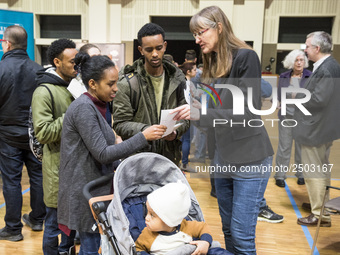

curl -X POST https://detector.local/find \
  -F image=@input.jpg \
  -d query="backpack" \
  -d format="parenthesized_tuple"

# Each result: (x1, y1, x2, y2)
(28, 85, 55, 162)
(125, 73, 140, 114)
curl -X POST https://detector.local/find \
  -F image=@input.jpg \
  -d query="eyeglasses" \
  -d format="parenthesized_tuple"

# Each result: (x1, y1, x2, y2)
(193, 28, 209, 39)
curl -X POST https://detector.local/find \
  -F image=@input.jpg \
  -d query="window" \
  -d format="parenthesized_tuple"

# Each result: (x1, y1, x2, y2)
(40, 15, 81, 39)
(278, 17, 333, 43)
(151, 16, 192, 40)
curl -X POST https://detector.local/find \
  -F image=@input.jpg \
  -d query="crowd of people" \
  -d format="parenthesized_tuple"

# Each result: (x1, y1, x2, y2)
(0, 4, 340, 255)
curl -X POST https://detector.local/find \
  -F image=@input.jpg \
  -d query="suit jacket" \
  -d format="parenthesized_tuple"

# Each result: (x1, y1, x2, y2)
(293, 56, 340, 146)
(200, 49, 274, 164)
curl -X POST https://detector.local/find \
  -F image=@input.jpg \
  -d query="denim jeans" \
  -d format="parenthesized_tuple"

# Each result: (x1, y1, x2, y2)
(214, 156, 271, 255)
(194, 128, 207, 159)
(0, 140, 45, 233)
(43, 207, 75, 254)
(78, 231, 101, 255)
(181, 129, 191, 165)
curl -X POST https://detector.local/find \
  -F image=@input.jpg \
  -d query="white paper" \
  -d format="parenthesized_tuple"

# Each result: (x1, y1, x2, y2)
(160, 110, 181, 137)
(67, 77, 87, 99)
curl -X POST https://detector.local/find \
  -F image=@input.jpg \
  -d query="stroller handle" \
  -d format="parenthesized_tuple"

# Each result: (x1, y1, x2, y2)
(83, 172, 114, 201)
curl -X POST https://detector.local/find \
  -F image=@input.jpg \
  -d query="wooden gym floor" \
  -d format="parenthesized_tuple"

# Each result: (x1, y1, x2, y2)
(0, 104, 340, 255)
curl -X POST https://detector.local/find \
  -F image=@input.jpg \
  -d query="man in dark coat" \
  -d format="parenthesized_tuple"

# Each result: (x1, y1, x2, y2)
(0, 25, 45, 241)
(113, 23, 189, 166)
(294, 31, 340, 227)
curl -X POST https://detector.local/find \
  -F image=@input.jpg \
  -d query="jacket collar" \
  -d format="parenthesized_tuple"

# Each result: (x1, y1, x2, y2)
(1, 48, 28, 61)
(121, 57, 184, 96)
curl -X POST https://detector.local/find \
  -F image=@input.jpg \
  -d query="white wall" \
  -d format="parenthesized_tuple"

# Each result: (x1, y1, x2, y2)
(3, 0, 339, 65)
(264, 0, 340, 45)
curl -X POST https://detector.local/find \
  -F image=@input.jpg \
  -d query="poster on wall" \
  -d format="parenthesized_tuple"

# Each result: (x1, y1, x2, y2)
(76, 43, 125, 71)
(0, 9, 34, 60)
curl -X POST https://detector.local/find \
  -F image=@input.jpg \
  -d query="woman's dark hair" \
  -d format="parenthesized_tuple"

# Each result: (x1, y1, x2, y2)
(74, 52, 115, 89)
(179, 62, 195, 76)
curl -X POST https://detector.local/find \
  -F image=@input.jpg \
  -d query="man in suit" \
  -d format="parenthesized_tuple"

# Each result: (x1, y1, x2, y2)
(293, 31, 340, 227)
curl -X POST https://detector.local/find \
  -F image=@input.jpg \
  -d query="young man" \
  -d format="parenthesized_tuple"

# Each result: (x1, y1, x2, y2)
(0, 25, 45, 242)
(294, 31, 340, 227)
(113, 23, 189, 166)
(31, 38, 78, 254)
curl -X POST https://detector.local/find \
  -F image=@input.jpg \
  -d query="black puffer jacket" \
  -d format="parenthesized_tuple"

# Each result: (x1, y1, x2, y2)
(0, 49, 42, 149)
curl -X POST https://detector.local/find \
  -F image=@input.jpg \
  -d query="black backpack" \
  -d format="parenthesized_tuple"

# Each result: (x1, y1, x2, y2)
(125, 72, 140, 114)
(28, 85, 54, 162)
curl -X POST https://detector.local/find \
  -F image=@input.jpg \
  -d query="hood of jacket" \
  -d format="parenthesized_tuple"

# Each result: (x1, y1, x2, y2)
(36, 67, 69, 87)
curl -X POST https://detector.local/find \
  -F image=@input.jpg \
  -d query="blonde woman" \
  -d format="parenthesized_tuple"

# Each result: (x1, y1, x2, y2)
(189, 6, 274, 254)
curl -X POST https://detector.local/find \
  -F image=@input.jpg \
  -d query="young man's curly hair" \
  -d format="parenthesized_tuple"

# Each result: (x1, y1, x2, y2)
(47, 38, 76, 67)
(137, 23, 165, 46)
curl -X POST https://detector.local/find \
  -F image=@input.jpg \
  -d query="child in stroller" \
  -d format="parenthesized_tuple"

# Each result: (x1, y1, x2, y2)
(102, 153, 231, 255)
(135, 181, 230, 255)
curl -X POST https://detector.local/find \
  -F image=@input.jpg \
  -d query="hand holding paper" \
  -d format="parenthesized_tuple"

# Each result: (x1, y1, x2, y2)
(160, 110, 183, 137)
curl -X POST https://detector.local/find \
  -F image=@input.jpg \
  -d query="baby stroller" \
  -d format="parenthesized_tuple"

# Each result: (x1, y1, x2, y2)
(84, 152, 208, 255)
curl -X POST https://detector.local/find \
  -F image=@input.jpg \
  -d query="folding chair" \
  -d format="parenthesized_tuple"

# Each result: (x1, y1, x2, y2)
(311, 185, 340, 255)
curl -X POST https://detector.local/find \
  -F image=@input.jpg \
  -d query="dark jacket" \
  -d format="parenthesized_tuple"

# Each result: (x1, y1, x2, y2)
(200, 49, 274, 164)
(0, 49, 42, 149)
(293, 56, 340, 146)
(32, 67, 74, 207)
(277, 68, 312, 120)
(112, 58, 189, 165)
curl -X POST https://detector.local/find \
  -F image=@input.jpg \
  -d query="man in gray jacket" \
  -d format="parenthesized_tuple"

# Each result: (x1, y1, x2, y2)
(294, 31, 340, 227)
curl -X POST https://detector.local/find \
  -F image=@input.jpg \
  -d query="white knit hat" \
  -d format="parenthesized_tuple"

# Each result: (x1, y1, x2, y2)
(147, 181, 191, 227)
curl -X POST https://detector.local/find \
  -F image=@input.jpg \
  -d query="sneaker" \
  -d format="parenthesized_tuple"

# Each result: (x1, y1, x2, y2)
(0, 227, 23, 242)
(210, 190, 217, 198)
(59, 245, 76, 255)
(22, 214, 43, 231)
(275, 179, 286, 188)
(297, 178, 305, 185)
(182, 164, 197, 173)
(258, 206, 284, 223)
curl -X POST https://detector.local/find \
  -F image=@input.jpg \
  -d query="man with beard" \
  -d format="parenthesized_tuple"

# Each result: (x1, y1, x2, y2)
(113, 23, 189, 166)
(31, 38, 78, 254)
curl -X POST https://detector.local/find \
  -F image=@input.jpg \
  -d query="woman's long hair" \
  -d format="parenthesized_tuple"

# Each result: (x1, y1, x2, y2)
(190, 6, 251, 81)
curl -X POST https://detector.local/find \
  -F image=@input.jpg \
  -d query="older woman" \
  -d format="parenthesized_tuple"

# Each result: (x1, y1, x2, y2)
(274, 50, 312, 188)
(189, 6, 274, 255)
